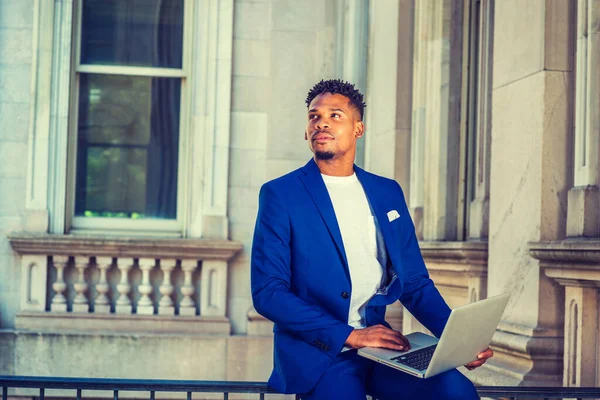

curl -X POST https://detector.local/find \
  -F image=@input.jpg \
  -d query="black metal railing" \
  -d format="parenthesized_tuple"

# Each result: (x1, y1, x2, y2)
(1, 376, 600, 400)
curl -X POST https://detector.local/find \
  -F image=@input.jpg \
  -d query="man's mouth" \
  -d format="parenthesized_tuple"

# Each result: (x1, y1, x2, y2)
(312, 132, 333, 141)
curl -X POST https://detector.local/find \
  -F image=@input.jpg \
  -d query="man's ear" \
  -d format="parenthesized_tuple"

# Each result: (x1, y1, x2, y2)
(355, 121, 364, 138)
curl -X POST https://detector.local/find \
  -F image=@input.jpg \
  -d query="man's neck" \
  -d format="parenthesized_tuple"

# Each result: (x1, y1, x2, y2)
(314, 157, 355, 177)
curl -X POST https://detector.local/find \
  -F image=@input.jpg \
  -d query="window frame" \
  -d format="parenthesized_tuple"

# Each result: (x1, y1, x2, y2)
(65, 0, 194, 236)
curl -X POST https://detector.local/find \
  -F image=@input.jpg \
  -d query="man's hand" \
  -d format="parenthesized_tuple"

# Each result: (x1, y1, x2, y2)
(464, 347, 493, 370)
(345, 325, 411, 351)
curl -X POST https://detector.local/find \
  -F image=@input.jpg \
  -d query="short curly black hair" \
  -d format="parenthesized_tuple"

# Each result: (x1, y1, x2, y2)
(305, 79, 366, 120)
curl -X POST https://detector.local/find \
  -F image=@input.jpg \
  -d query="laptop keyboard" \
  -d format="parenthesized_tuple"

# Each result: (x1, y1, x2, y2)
(390, 345, 437, 371)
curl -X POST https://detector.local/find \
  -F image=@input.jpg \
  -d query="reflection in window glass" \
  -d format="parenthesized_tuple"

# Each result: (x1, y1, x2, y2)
(80, 0, 184, 68)
(75, 74, 181, 219)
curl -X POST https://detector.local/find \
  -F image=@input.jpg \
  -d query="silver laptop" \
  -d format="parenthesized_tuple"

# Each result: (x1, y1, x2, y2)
(357, 293, 510, 379)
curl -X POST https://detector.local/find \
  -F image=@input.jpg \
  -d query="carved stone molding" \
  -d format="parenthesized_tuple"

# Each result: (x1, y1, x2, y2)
(419, 240, 488, 264)
(529, 239, 600, 266)
(8, 233, 243, 261)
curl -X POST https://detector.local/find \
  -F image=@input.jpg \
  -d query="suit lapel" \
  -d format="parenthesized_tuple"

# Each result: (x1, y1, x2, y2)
(298, 159, 350, 277)
(355, 167, 396, 254)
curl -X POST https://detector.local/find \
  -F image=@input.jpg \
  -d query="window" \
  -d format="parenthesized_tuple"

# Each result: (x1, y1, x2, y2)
(67, 0, 189, 235)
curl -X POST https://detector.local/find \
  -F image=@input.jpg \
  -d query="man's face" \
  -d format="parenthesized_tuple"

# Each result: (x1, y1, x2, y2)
(305, 93, 364, 161)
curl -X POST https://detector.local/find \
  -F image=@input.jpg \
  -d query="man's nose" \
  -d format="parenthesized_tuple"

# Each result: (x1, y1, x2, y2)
(316, 118, 330, 130)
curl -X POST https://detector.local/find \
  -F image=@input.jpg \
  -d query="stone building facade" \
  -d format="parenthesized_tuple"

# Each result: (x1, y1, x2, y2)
(0, 0, 598, 396)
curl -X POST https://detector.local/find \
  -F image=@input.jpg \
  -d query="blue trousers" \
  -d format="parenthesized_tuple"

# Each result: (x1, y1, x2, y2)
(299, 350, 479, 400)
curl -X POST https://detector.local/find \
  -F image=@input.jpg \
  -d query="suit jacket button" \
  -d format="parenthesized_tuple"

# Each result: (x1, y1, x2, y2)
(341, 292, 349, 299)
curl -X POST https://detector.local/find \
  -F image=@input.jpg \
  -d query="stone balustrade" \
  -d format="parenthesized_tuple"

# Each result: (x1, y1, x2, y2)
(8, 234, 243, 334)
(530, 239, 600, 388)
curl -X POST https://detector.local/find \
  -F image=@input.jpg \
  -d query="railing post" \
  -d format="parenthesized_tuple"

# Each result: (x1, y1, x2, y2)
(95, 256, 113, 314)
(72, 256, 90, 313)
(200, 260, 227, 316)
(137, 258, 156, 315)
(180, 260, 198, 316)
(50, 255, 69, 312)
(115, 259, 133, 314)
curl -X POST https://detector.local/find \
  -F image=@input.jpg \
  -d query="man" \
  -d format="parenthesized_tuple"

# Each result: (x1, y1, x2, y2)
(251, 79, 491, 399)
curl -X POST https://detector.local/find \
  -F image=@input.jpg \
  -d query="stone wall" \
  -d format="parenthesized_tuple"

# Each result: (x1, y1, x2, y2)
(0, 0, 361, 388)
(0, 0, 33, 330)
(227, 0, 342, 335)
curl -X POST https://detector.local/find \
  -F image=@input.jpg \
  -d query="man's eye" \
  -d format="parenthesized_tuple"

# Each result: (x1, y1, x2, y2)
(309, 114, 318, 120)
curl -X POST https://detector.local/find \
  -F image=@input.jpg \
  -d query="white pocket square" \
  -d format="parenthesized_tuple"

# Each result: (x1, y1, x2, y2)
(387, 210, 400, 222)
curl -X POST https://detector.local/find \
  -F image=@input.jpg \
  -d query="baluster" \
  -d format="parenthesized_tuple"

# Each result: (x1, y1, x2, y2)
(95, 256, 113, 313)
(72, 256, 90, 312)
(179, 259, 197, 316)
(51, 255, 69, 312)
(158, 258, 176, 315)
(115, 258, 133, 314)
(137, 258, 156, 315)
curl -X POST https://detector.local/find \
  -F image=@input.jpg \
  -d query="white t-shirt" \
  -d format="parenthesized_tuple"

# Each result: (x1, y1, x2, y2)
(322, 173, 384, 328)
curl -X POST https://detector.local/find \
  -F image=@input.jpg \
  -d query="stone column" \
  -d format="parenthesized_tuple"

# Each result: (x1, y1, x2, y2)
(364, 0, 412, 184)
(408, 0, 428, 239)
(186, 0, 234, 239)
(567, 0, 600, 237)
(534, 241, 600, 388)
(472, 0, 576, 387)
(563, 286, 598, 387)
(467, 0, 494, 240)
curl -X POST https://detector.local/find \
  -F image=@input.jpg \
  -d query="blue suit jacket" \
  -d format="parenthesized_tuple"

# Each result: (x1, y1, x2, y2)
(251, 159, 451, 394)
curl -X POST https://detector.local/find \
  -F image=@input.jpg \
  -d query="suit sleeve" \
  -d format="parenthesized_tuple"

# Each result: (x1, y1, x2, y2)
(251, 182, 353, 358)
(394, 182, 452, 338)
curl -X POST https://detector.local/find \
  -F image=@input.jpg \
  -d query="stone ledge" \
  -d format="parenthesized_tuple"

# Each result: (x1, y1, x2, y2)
(530, 239, 600, 287)
(529, 239, 600, 264)
(7, 233, 243, 261)
(15, 312, 231, 335)
(419, 240, 488, 264)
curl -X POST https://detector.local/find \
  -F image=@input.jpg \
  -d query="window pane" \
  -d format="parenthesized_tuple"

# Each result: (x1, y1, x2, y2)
(81, 0, 184, 68)
(75, 74, 181, 219)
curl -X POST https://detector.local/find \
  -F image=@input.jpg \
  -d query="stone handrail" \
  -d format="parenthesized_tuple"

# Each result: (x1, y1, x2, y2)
(8, 234, 243, 334)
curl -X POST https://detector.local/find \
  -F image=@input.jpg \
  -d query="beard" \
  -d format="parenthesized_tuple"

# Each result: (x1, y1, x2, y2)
(314, 150, 335, 160)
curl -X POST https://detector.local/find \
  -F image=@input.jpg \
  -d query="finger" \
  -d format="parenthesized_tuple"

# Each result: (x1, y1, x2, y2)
(479, 347, 494, 358)
(368, 327, 410, 350)
(397, 332, 411, 349)
(465, 360, 485, 369)
(377, 329, 410, 347)
(384, 331, 410, 349)
(371, 332, 407, 350)
(478, 347, 493, 358)
(379, 339, 406, 351)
